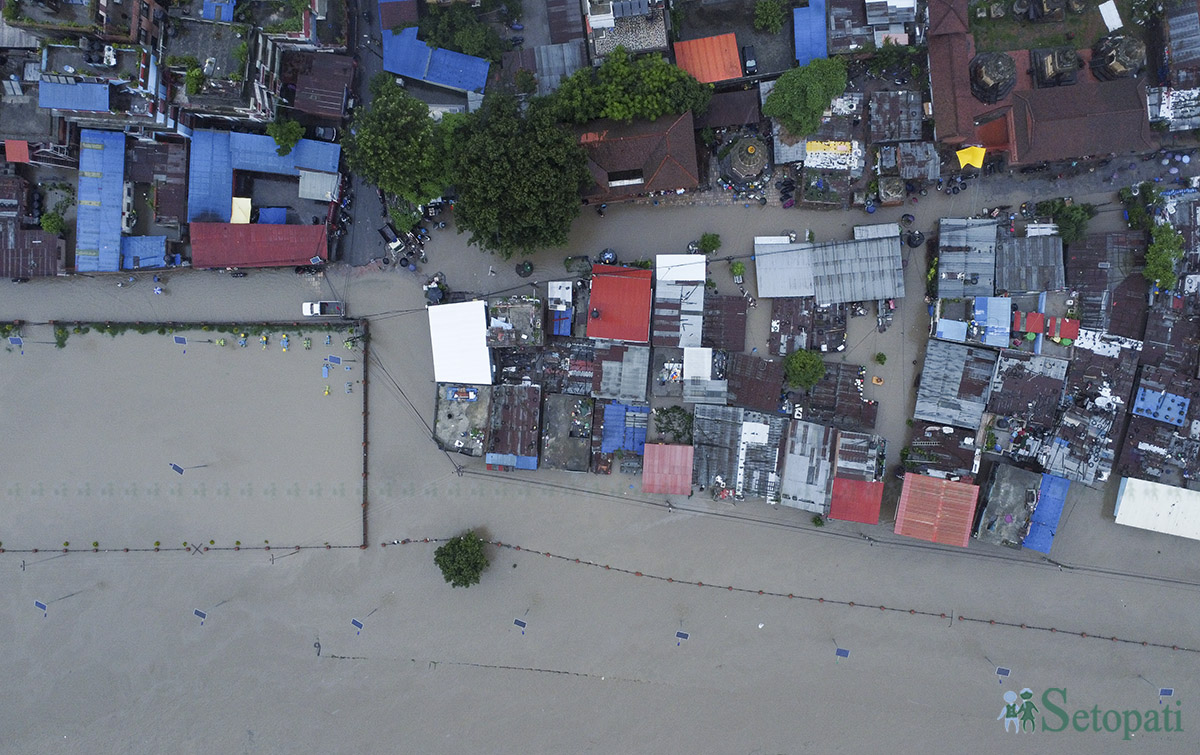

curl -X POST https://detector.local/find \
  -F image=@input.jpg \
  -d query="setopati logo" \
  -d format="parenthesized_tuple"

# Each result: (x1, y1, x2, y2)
(998, 688, 1183, 740)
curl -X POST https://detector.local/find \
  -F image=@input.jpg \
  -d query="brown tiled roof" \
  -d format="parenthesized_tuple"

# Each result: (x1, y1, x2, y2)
(286, 53, 354, 120)
(577, 112, 699, 201)
(928, 0, 970, 36)
(1008, 79, 1155, 164)
(928, 32, 976, 144)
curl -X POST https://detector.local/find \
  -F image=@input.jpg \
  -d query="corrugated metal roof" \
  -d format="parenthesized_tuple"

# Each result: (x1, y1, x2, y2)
(973, 296, 1011, 348)
(793, 0, 829, 66)
(829, 478, 883, 524)
(187, 130, 234, 223)
(779, 420, 835, 512)
(673, 33, 742, 84)
(894, 473, 979, 547)
(189, 223, 327, 268)
(869, 90, 923, 143)
(588, 265, 653, 342)
(914, 338, 997, 430)
(898, 141, 941, 180)
(120, 236, 168, 270)
(382, 27, 489, 93)
(600, 402, 650, 454)
(533, 40, 587, 95)
(4, 140, 29, 163)
(936, 318, 969, 342)
(1022, 473, 1069, 553)
(995, 235, 1065, 294)
(593, 343, 650, 402)
(1168, 0, 1200, 69)
(692, 404, 788, 499)
(753, 235, 905, 304)
(39, 81, 109, 112)
(937, 217, 998, 298)
(642, 444, 694, 494)
(228, 132, 341, 175)
(75, 129, 125, 273)
(379, 0, 419, 29)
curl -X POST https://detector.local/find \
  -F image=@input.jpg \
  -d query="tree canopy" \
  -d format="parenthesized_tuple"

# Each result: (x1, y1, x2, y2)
(762, 58, 848, 138)
(698, 232, 721, 254)
(784, 349, 826, 389)
(418, 3, 507, 62)
(552, 47, 712, 124)
(40, 211, 66, 236)
(343, 74, 448, 207)
(447, 96, 590, 258)
(754, 0, 786, 34)
(1144, 223, 1184, 290)
(1036, 199, 1095, 244)
(266, 117, 304, 156)
(434, 531, 490, 588)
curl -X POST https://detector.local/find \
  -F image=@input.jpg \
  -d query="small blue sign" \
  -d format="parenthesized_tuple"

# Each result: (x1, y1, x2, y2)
(170, 464, 184, 475)
(996, 667, 1011, 683)
(835, 648, 850, 659)
(8, 336, 22, 345)
(351, 618, 364, 635)
(1160, 688, 1175, 704)
(35, 600, 47, 616)
(310, 256, 323, 265)
(514, 618, 526, 634)
(327, 355, 342, 365)
(675, 631, 689, 646)
(174, 336, 187, 345)
(194, 609, 207, 625)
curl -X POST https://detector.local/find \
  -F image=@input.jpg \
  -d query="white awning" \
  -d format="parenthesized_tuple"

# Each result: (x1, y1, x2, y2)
(428, 300, 493, 385)
(1099, 1, 1122, 31)
(656, 253, 706, 283)
(1114, 477, 1200, 541)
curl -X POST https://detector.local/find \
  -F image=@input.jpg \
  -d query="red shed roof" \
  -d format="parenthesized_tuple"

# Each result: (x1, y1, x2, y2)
(894, 473, 979, 547)
(829, 478, 883, 524)
(190, 223, 327, 268)
(674, 33, 742, 84)
(643, 444, 694, 495)
(1046, 316, 1080, 340)
(1012, 310, 1045, 333)
(587, 264, 653, 342)
(5, 140, 30, 163)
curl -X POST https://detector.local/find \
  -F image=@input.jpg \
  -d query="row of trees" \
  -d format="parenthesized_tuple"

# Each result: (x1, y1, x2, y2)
(551, 48, 712, 124)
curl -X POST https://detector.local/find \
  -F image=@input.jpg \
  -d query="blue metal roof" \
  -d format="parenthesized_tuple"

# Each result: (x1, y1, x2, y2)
(187, 130, 340, 223)
(427, 47, 491, 93)
(601, 403, 650, 455)
(793, 0, 828, 67)
(1132, 386, 1191, 427)
(75, 129, 126, 273)
(202, 0, 235, 21)
(257, 207, 287, 224)
(935, 318, 968, 342)
(1023, 474, 1069, 554)
(973, 296, 1011, 348)
(485, 453, 539, 469)
(187, 129, 233, 222)
(121, 236, 168, 270)
(39, 81, 110, 112)
(382, 26, 489, 93)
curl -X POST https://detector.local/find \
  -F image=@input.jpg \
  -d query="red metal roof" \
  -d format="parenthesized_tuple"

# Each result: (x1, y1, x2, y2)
(642, 444, 694, 495)
(587, 264, 653, 342)
(1012, 310, 1045, 333)
(1045, 316, 1080, 340)
(673, 33, 742, 84)
(190, 223, 327, 268)
(894, 473, 979, 547)
(829, 478, 883, 524)
(5, 140, 29, 163)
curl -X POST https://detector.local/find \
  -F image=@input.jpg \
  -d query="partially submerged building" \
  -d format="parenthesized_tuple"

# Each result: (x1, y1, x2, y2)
(977, 464, 1070, 553)
(753, 234, 905, 304)
(914, 339, 998, 430)
(1114, 477, 1200, 541)
(0, 173, 63, 278)
(652, 254, 706, 348)
(642, 444, 695, 495)
(726, 353, 785, 414)
(540, 393, 594, 472)
(486, 295, 544, 348)
(986, 350, 1069, 427)
(591, 343, 650, 402)
(894, 473, 980, 547)
(433, 384, 491, 457)
(692, 405, 788, 500)
(937, 218, 998, 299)
(485, 384, 542, 471)
(428, 300, 493, 385)
(587, 265, 653, 343)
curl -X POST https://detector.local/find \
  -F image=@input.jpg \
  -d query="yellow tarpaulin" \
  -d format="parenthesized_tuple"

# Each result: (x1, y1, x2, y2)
(806, 140, 852, 155)
(956, 145, 986, 169)
(231, 197, 252, 224)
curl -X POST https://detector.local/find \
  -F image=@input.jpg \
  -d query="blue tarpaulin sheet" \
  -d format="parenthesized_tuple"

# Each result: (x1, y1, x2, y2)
(39, 81, 109, 111)
(935, 319, 968, 342)
(202, 0, 234, 20)
(1023, 474, 1069, 554)
(75, 129, 125, 272)
(552, 308, 573, 336)
(601, 403, 650, 454)
(121, 236, 168, 270)
(973, 296, 1011, 348)
(257, 207, 287, 224)
(382, 26, 489, 93)
(793, 1, 828, 67)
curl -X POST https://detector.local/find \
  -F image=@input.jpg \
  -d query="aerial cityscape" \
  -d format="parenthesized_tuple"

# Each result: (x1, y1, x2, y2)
(2, 0, 1199, 750)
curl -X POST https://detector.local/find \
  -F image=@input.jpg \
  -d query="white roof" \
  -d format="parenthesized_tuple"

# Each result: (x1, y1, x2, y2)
(1114, 477, 1200, 541)
(1099, 0, 1122, 32)
(428, 300, 493, 385)
(683, 346, 712, 377)
(656, 254, 707, 283)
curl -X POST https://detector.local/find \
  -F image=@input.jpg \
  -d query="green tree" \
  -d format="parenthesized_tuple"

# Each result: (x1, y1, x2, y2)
(419, 3, 506, 62)
(266, 117, 305, 156)
(552, 47, 712, 124)
(783, 349, 826, 389)
(514, 68, 538, 94)
(754, 0, 786, 33)
(344, 74, 448, 207)
(1035, 199, 1095, 244)
(434, 530, 489, 588)
(654, 405, 694, 444)
(448, 96, 590, 258)
(185, 68, 205, 96)
(874, 352, 887, 365)
(40, 211, 66, 236)
(698, 232, 721, 254)
(1144, 223, 1184, 290)
(762, 58, 848, 138)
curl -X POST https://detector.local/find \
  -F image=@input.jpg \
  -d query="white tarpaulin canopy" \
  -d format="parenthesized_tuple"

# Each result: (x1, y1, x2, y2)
(1099, 0, 1122, 31)
(428, 300, 493, 385)
(656, 254, 707, 283)
(1114, 477, 1200, 541)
